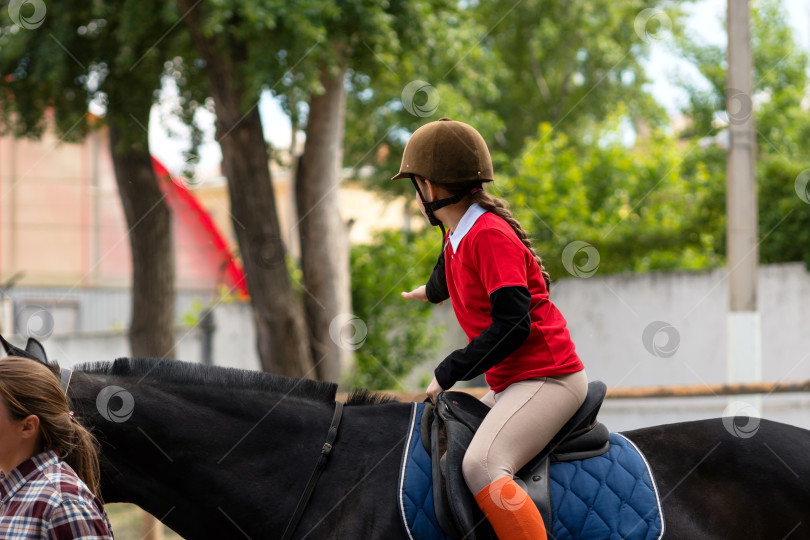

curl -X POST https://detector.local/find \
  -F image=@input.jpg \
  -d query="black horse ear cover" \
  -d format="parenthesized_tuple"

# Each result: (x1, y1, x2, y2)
(25, 336, 49, 363)
(0, 334, 45, 363)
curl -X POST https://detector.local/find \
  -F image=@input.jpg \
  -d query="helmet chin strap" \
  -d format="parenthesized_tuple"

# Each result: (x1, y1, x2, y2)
(411, 177, 441, 226)
(411, 177, 482, 267)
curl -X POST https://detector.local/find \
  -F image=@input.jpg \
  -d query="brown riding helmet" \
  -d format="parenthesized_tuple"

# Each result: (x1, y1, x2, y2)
(390, 117, 494, 184)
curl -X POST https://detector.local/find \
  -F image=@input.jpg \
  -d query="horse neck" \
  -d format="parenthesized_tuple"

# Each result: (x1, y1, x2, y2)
(69, 371, 350, 538)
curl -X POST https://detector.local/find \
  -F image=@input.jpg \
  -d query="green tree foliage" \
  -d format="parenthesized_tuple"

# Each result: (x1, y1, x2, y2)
(0, 0, 186, 147)
(748, 3, 810, 269)
(469, 0, 675, 157)
(758, 156, 810, 268)
(503, 0, 809, 278)
(346, 227, 445, 390)
(503, 112, 724, 279)
(673, 0, 810, 269)
(342, 1, 506, 197)
(0, 0, 95, 139)
(343, 0, 681, 191)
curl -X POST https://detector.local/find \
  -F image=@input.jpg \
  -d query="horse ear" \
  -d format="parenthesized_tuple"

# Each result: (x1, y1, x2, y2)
(0, 334, 49, 365)
(25, 337, 49, 364)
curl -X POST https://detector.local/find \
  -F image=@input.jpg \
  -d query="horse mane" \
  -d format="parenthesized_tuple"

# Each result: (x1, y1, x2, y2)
(344, 388, 399, 406)
(78, 358, 339, 403)
(77, 358, 399, 406)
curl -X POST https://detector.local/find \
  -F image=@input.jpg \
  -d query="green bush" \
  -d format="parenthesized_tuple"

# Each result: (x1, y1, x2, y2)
(346, 227, 445, 390)
(758, 155, 810, 269)
(503, 116, 726, 280)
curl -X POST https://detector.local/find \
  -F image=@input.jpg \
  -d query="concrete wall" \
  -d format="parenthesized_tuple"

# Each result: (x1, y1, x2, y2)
(6, 302, 260, 372)
(426, 262, 810, 431)
(2, 286, 216, 335)
(6, 262, 810, 433)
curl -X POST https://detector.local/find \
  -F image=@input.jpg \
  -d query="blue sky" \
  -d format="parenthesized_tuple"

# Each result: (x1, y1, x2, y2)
(150, 0, 810, 176)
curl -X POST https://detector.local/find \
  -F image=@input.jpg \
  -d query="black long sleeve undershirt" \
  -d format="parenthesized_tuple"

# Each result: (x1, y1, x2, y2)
(433, 285, 532, 390)
(425, 246, 450, 304)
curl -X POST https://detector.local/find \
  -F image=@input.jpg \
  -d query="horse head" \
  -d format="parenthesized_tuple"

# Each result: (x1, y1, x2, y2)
(0, 335, 415, 539)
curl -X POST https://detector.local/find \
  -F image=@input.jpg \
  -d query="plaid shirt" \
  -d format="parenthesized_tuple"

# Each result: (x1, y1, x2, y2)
(0, 449, 113, 539)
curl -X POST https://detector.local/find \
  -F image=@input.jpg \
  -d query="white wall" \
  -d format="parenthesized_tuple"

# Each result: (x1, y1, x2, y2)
(552, 261, 810, 388)
(10, 262, 810, 432)
(10, 303, 260, 372)
(427, 262, 810, 431)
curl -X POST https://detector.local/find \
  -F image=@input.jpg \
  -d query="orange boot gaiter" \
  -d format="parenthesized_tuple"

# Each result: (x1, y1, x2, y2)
(473, 476, 548, 540)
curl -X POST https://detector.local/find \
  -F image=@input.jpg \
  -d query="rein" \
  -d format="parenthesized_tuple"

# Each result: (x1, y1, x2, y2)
(281, 400, 344, 540)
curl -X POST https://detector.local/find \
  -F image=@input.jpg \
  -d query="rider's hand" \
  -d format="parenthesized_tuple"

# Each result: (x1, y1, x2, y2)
(426, 376, 444, 405)
(401, 285, 443, 305)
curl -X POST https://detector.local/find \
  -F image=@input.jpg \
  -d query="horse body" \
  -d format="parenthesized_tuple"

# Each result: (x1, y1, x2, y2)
(626, 418, 810, 539)
(2, 333, 808, 540)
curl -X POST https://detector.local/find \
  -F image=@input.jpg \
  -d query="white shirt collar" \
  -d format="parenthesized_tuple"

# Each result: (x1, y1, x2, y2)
(447, 203, 487, 252)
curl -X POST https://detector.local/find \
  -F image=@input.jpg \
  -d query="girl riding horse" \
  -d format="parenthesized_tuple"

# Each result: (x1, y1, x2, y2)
(399, 117, 588, 540)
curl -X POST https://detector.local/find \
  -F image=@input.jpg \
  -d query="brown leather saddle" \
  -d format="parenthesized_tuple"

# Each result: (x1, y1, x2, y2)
(422, 380, 610, 539)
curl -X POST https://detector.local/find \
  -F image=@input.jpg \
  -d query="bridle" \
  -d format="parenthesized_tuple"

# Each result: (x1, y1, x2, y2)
(54, 358, 341, 539)
(58, 364, 73, 395)
(280, 400, 344, 540)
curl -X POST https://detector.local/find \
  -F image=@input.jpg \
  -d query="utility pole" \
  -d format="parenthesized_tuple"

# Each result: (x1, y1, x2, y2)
(726, 0, 761, 414)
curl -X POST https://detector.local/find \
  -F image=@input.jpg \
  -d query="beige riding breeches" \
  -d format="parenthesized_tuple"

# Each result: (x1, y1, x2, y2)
(461, 369, 589, 495)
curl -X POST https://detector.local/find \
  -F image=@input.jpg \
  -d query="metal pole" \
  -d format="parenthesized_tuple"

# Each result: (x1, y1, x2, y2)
(200, 307, 215, 366)
(726, 0, 761, 413)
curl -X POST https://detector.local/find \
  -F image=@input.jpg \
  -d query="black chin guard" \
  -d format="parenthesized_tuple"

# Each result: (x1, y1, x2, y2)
(411, 176, 481, 267)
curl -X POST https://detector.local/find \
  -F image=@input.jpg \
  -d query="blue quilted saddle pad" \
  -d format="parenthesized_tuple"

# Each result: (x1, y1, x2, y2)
(398, 402, 454, 540)
(549, 432, 664, 540)
(398, 402, 664, 540)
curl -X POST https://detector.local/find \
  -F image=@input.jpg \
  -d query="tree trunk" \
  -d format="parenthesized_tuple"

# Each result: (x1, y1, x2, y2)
(295, 66, 352, 383)
(108, 124, 175, 360)
(107, 94, 170, 540)
(178, 0, 315, 377)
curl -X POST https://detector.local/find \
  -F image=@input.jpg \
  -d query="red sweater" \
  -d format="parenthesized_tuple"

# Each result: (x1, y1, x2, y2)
(443, 210, 584, 393)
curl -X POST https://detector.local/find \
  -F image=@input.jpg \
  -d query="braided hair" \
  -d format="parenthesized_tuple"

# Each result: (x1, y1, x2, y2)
(418, 176, 552, 292)
(470, 188, 552, 291)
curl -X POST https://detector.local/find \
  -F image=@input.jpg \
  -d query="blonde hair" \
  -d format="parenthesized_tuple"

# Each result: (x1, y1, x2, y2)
(0, 356, 102, 498)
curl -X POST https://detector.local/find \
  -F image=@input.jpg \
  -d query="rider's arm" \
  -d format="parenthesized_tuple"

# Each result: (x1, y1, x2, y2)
(433, 285, 531, 390)
(425, 248, 450, 304)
